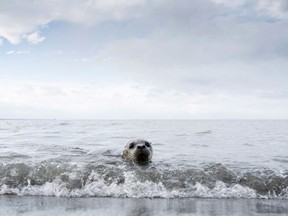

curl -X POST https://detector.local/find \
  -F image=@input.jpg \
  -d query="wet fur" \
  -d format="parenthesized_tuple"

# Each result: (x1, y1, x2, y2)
(122, 139, 153, 164)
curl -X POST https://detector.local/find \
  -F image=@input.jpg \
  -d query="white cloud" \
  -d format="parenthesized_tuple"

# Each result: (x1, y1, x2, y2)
(53, 50, 63, 55)
(75, 58, 90, 63)
(1, 0, 287, 45)
(0, 0, 145, 44)
(98, 18, 288, 93)
(0, 79, 195, 119)
(211, 0, 288, 19)
(256, 0, 288, 19)
(6, 50, 15, 55)
(24, 32, 45, 44)
(210, 0, 246, 8)
(0, 37, 3, 45)
(6, 50, 30, 55)
(0, 79, 287, 119)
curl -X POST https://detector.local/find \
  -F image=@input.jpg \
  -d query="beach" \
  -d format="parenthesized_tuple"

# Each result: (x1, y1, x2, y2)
(1, 195, 288, 216)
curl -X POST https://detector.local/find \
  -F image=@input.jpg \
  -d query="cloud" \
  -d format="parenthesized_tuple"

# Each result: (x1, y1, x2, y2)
(0, 0, 53, 44)
(6, 50, 31, 55)
(53, 50, 63, 55)
(256, 0, 288, 19)
(1, 0, 287, 44)
(210, 0, 245, 8)
(0, 79, 196, 119)
(75, 58, 91, 63)
(0, 79, 287, 119)
(0, 37, 3, 45)
(211, 0, 288, 19)
(96, 0, 288, 94)
(0, 0, 145, 44)
(24, 32, 45, 44)
(1, 0, 288, 119)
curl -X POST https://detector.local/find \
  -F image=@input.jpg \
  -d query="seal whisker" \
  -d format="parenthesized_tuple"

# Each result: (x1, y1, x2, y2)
(122, 139, 153, 165)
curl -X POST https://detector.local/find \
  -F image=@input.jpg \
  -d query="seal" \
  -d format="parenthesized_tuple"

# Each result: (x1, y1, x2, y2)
(122, 139, 153, 165)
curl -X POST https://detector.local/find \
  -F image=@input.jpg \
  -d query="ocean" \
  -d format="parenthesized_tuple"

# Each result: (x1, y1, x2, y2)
(0, 120, 288, 215)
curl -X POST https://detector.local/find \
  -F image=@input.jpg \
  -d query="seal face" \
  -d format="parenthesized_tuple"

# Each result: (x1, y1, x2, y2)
(122, 139, 153, 165)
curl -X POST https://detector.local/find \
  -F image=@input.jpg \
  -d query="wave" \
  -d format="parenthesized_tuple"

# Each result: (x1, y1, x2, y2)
(0, 161, 287, 199)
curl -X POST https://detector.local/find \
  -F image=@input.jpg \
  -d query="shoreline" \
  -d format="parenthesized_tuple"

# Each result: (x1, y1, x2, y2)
(0, 195, 288, 215)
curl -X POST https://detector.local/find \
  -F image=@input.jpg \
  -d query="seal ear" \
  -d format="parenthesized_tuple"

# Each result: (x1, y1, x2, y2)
(122, 149, 128, 160)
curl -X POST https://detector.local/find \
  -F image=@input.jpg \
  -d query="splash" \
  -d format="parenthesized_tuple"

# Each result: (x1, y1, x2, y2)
(0, 162, 287, 199)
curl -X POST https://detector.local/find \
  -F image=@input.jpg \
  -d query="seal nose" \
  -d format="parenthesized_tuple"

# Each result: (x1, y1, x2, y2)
(137, 145, 146, 150)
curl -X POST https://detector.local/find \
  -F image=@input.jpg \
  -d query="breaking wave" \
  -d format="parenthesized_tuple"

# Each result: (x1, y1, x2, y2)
(0, 161, 287, 199)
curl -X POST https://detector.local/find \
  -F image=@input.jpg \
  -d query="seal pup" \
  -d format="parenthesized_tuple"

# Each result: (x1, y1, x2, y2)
(122, 139, 153, 165)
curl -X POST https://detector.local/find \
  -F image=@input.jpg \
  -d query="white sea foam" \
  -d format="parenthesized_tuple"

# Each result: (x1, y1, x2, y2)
(0, 170, 260, 199)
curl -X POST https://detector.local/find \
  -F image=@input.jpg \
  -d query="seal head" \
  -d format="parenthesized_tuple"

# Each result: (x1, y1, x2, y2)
(122, 139, 153, 165)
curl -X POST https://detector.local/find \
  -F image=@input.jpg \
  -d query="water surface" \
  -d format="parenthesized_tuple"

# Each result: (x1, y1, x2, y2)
(0, 120, 287, 198)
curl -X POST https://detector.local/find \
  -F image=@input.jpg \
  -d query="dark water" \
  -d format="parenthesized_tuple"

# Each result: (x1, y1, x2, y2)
(0, 120, 288, 199)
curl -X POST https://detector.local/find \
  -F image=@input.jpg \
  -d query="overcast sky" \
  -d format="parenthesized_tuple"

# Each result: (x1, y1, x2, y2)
(1, 0, 288, 119)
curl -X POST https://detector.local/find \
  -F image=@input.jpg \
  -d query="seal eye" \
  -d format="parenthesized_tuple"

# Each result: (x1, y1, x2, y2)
(144, 142, 151, 148)
(129, 142, 135, 149)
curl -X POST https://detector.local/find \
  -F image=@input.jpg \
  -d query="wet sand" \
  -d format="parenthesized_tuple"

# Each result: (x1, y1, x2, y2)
(0, 196, 288, 216)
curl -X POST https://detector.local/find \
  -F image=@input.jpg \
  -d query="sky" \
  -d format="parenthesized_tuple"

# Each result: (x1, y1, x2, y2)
(1, 0, 288, 119)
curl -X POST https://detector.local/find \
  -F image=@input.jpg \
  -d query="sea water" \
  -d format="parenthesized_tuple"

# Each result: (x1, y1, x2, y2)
(0, 120, 287, 199)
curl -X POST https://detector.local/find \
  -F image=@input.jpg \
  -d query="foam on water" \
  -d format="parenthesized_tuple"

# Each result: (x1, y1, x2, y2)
(0, 161, 287, 199)
(0, 169, 257, 198)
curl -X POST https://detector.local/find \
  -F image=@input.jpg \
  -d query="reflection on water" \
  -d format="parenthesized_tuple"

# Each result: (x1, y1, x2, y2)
(0, 196, 288, 216)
